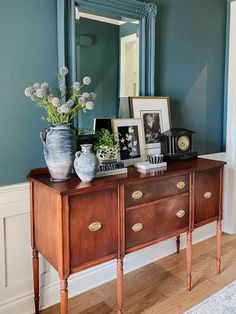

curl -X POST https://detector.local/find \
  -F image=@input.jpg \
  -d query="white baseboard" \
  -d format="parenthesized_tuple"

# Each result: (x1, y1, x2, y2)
(0, 152, 229, 314)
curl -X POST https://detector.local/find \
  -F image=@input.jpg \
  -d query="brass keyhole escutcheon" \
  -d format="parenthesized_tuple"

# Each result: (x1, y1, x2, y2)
(88, 222, 102, 232)
(204, 192, 212, 199)
(132, 191, 143, 200)
(176, 181, 185, 190)
(176, 210, 186, 218)
(132, 223, 143, 232)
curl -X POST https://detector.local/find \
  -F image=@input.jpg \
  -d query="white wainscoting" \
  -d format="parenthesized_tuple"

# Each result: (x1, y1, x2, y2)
(0, 153, 229, 314)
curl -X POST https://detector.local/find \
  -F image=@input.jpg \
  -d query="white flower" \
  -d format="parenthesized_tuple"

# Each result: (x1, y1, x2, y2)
(85, 101, 94, 110)
(48, 94, 54, 102)
(120, 138, 125, 143)
(73, 81, 80, 90)
(90, 92, 96, 100)
(78, 96, 86, 104)
(133, 140, 138, 146)
(60, 103, 70, 113)
(122, 147, 127, 150)
(24, 87, 33, 97)
(59, 66, 69, 76)
(126, 134, 132, 141)
(128, 143, 133, 148)
(59, 84, 66, 92)
(82, 92, 90, 99)
(128, 127, 134, 133)
(83, 76, 91, 85)
(36, 88, 47, 98)
(57, 106, 62, 114)
(33, 83, 40, 90)
(41, 82, 49, 90)
(51, 97, 60, 107)
(67, 99, 74, 108)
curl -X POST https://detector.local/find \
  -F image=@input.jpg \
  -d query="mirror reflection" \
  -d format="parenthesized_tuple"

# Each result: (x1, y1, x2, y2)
(75, 7, 140, 129)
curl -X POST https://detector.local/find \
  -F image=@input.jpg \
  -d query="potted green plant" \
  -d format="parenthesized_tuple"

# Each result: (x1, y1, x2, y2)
(94, 128, 120, 164)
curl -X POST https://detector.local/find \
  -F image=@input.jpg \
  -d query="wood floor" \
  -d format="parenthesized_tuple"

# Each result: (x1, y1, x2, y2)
(41, 233, 236, 314)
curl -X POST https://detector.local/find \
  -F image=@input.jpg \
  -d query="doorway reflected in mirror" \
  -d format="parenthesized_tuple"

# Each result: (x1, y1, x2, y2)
(75, 8, 139, 129)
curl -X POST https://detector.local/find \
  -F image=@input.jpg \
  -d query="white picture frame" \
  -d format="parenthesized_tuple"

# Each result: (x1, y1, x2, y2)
(112, 118, 145, 166)
(130, 96, 171, 155)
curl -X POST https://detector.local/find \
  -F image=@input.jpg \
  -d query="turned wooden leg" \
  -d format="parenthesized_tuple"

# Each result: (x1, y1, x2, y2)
(186, 231, 192, 291)
(176, 235, 180, 254)
(117, 258, 124, 314)
(32, 249, 39, 314)
(216, 219, 222, 274)
(60, 279, 68, 314)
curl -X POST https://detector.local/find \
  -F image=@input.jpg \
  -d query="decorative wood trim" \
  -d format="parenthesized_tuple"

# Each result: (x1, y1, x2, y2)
(57, 195, 65, 279)
(117, 258, 124, 314)
(32, 249, 39, 314)
(216, 219, 222, 275)
(62, 195, 70, 278)
(118, 185, 125, 258)
(186, 231, 192, 291)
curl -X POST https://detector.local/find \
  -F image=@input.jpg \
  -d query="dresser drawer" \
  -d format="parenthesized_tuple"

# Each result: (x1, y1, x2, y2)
(125, 175, 189, 208)
(126, 194, 189, 249)
(69, 189, 118, 268)
(194, 168, 220, 226)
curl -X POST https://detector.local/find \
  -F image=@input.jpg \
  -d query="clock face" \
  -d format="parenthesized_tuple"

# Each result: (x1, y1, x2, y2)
(177, 135, 190, 151)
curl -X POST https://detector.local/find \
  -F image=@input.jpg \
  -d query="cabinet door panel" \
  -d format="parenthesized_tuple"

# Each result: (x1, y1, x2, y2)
(194, 168, 220, 226)
(69, 189, 118, 268)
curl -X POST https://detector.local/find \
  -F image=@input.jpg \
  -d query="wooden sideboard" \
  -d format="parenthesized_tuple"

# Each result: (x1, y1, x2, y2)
(28, 158, 225, 314)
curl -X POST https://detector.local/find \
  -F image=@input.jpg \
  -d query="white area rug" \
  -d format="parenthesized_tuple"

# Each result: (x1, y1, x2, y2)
(185, 281, 236, 314)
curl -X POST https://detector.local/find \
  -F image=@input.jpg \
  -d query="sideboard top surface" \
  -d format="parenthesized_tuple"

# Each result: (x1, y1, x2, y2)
(28, 158, 226, 195)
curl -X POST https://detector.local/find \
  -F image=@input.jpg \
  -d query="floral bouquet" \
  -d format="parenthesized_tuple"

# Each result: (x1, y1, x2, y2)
(24, 66, 96, 124)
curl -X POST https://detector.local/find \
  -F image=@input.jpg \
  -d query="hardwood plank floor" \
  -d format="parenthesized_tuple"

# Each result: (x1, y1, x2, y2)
(41, 233, 236, 314)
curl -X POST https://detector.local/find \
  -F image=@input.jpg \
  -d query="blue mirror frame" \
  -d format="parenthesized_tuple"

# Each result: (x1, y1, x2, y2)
(57, 0, 157, 124)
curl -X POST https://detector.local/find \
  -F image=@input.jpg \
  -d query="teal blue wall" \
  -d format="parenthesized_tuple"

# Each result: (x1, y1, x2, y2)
(76, 18, 119, 129)
(0, 0, 57, 186)
(0, 0, 227, 185)
(155, 0, 227, 154)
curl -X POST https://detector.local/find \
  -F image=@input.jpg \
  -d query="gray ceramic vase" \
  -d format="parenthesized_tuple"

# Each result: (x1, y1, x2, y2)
(74, 144, 99, 182)
(40, 123, 77, 181)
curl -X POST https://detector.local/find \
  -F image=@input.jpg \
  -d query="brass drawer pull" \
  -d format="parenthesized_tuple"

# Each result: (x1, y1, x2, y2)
(204, 192, 212, 199)
(88, 222, 102, 232)
(132, 223, 143, 232)
(132, 191, 143, 200)
(176, 181, 185, 190)
(176, 210, 186, 218)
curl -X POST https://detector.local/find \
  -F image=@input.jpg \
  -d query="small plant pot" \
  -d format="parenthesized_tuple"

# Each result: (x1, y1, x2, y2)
(96, 146, 118, 164)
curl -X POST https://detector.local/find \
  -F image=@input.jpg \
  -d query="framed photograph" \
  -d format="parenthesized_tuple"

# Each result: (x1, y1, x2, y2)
(130, 96, 171, 155)
(112, 119, 145, 166)
(93, 118, 115, 133)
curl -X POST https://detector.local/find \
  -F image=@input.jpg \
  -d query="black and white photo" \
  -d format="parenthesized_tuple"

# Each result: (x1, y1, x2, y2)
(130, 97, 171, 155)
(112, 119, 145, 166)
(143, 112, 161, 144)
